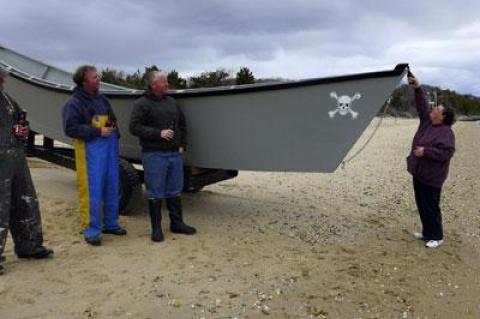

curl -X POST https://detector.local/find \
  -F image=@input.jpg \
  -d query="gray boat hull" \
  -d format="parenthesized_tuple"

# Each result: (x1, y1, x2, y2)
(1, 46, 407, 172)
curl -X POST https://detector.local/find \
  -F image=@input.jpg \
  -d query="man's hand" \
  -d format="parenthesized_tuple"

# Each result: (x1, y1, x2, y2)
(13, 125, 29, 139)
(101, 126, 113, 137)
(408, 76, 420, 88)
(160, 129, 174, 141)
(413, 146, 425, 157)
(179, 147, 184, 154)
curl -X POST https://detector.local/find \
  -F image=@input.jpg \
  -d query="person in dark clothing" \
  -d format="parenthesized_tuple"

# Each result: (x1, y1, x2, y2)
(129, 71, 196, 242)
(62, 65, 126, 246)
(406, 74, 456, 248)
(0, 68, 53, 273)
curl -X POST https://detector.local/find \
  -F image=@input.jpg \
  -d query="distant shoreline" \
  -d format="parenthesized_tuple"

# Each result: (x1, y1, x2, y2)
(456, 115, 480, 121)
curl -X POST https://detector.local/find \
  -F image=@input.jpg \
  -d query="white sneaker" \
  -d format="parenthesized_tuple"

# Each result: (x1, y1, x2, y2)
(425, 240, 444, 248)
(413, 232, 424, 240)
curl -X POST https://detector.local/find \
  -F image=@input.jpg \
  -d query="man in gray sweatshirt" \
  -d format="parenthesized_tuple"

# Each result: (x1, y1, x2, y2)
(407, 75, 456, 248)
(129, 71, 196, 242)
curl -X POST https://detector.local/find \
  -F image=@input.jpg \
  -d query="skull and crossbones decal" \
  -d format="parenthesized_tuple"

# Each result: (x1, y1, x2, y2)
(328, 92, 361, 119)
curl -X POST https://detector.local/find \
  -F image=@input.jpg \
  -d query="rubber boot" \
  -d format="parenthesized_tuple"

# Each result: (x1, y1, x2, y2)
(0, 255, 4, 274)
(17, 246, 54, 259)
(148, 199, 164, 242)
(166, 197, 196, 235)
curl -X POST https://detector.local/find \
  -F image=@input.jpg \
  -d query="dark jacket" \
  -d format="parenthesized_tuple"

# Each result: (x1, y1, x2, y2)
(129, 93, 186, 152)
(407, 87, 455, 188)
(0, 92, 22, 149)
(62, 86, 117, 141)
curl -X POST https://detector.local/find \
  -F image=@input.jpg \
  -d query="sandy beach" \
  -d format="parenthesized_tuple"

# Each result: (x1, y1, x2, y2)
(0, 118, 479, 319)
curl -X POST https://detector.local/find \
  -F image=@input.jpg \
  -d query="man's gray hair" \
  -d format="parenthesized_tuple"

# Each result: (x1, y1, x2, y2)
(145, 70, 168, 89)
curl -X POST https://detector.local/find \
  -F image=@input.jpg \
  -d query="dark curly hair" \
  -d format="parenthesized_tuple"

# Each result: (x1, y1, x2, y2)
(72, 65, 96, 86)
(440, 103, 456, 126)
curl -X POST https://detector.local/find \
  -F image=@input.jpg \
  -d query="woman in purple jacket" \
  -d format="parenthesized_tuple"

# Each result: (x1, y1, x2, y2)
(407, 75, 456, 248)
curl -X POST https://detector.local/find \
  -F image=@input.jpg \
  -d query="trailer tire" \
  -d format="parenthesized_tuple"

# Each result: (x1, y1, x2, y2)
(119, 158, 141, 215)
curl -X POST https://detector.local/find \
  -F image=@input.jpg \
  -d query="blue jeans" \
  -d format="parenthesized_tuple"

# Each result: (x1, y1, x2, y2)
(142, 152, 183, 199)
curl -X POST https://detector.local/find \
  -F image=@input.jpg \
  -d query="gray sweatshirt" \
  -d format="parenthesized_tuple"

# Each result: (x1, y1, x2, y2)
(129, 93, 186, 152)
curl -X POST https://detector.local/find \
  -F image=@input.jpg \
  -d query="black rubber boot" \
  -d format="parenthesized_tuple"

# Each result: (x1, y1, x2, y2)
(148, 199, 164, 242)
(17, 246, 54, 259)
(0, 255, 4, 274)
(166, 197, 196, 235)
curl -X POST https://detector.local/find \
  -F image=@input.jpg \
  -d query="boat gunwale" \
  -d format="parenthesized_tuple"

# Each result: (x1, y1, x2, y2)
(6, 63, 408, 99)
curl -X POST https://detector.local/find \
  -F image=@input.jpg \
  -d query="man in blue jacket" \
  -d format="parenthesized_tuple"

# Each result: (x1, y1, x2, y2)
(62, 65, 126, 246)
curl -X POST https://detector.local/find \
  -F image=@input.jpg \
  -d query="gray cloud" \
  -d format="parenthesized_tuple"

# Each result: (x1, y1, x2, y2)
(0, 0, 479, 94)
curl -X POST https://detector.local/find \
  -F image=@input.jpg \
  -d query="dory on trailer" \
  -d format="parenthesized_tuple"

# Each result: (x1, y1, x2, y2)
(0, 45, 408, 211)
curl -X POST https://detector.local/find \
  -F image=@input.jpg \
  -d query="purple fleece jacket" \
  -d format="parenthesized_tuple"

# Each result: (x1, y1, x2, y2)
(406, 87, 455, 188)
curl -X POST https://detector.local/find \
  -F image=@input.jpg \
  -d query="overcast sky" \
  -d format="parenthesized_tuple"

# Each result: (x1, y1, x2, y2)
(1, 0, 479, 95)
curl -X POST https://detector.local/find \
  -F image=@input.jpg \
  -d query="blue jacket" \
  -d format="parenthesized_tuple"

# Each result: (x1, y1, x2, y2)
(62, 86, 117, 141)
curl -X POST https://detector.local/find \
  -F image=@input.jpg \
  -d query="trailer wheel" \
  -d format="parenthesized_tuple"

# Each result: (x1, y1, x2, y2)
(119, 158, 141, 215)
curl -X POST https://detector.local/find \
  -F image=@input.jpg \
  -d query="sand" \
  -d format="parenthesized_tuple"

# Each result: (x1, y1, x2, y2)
(0, 118, 479, 319)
